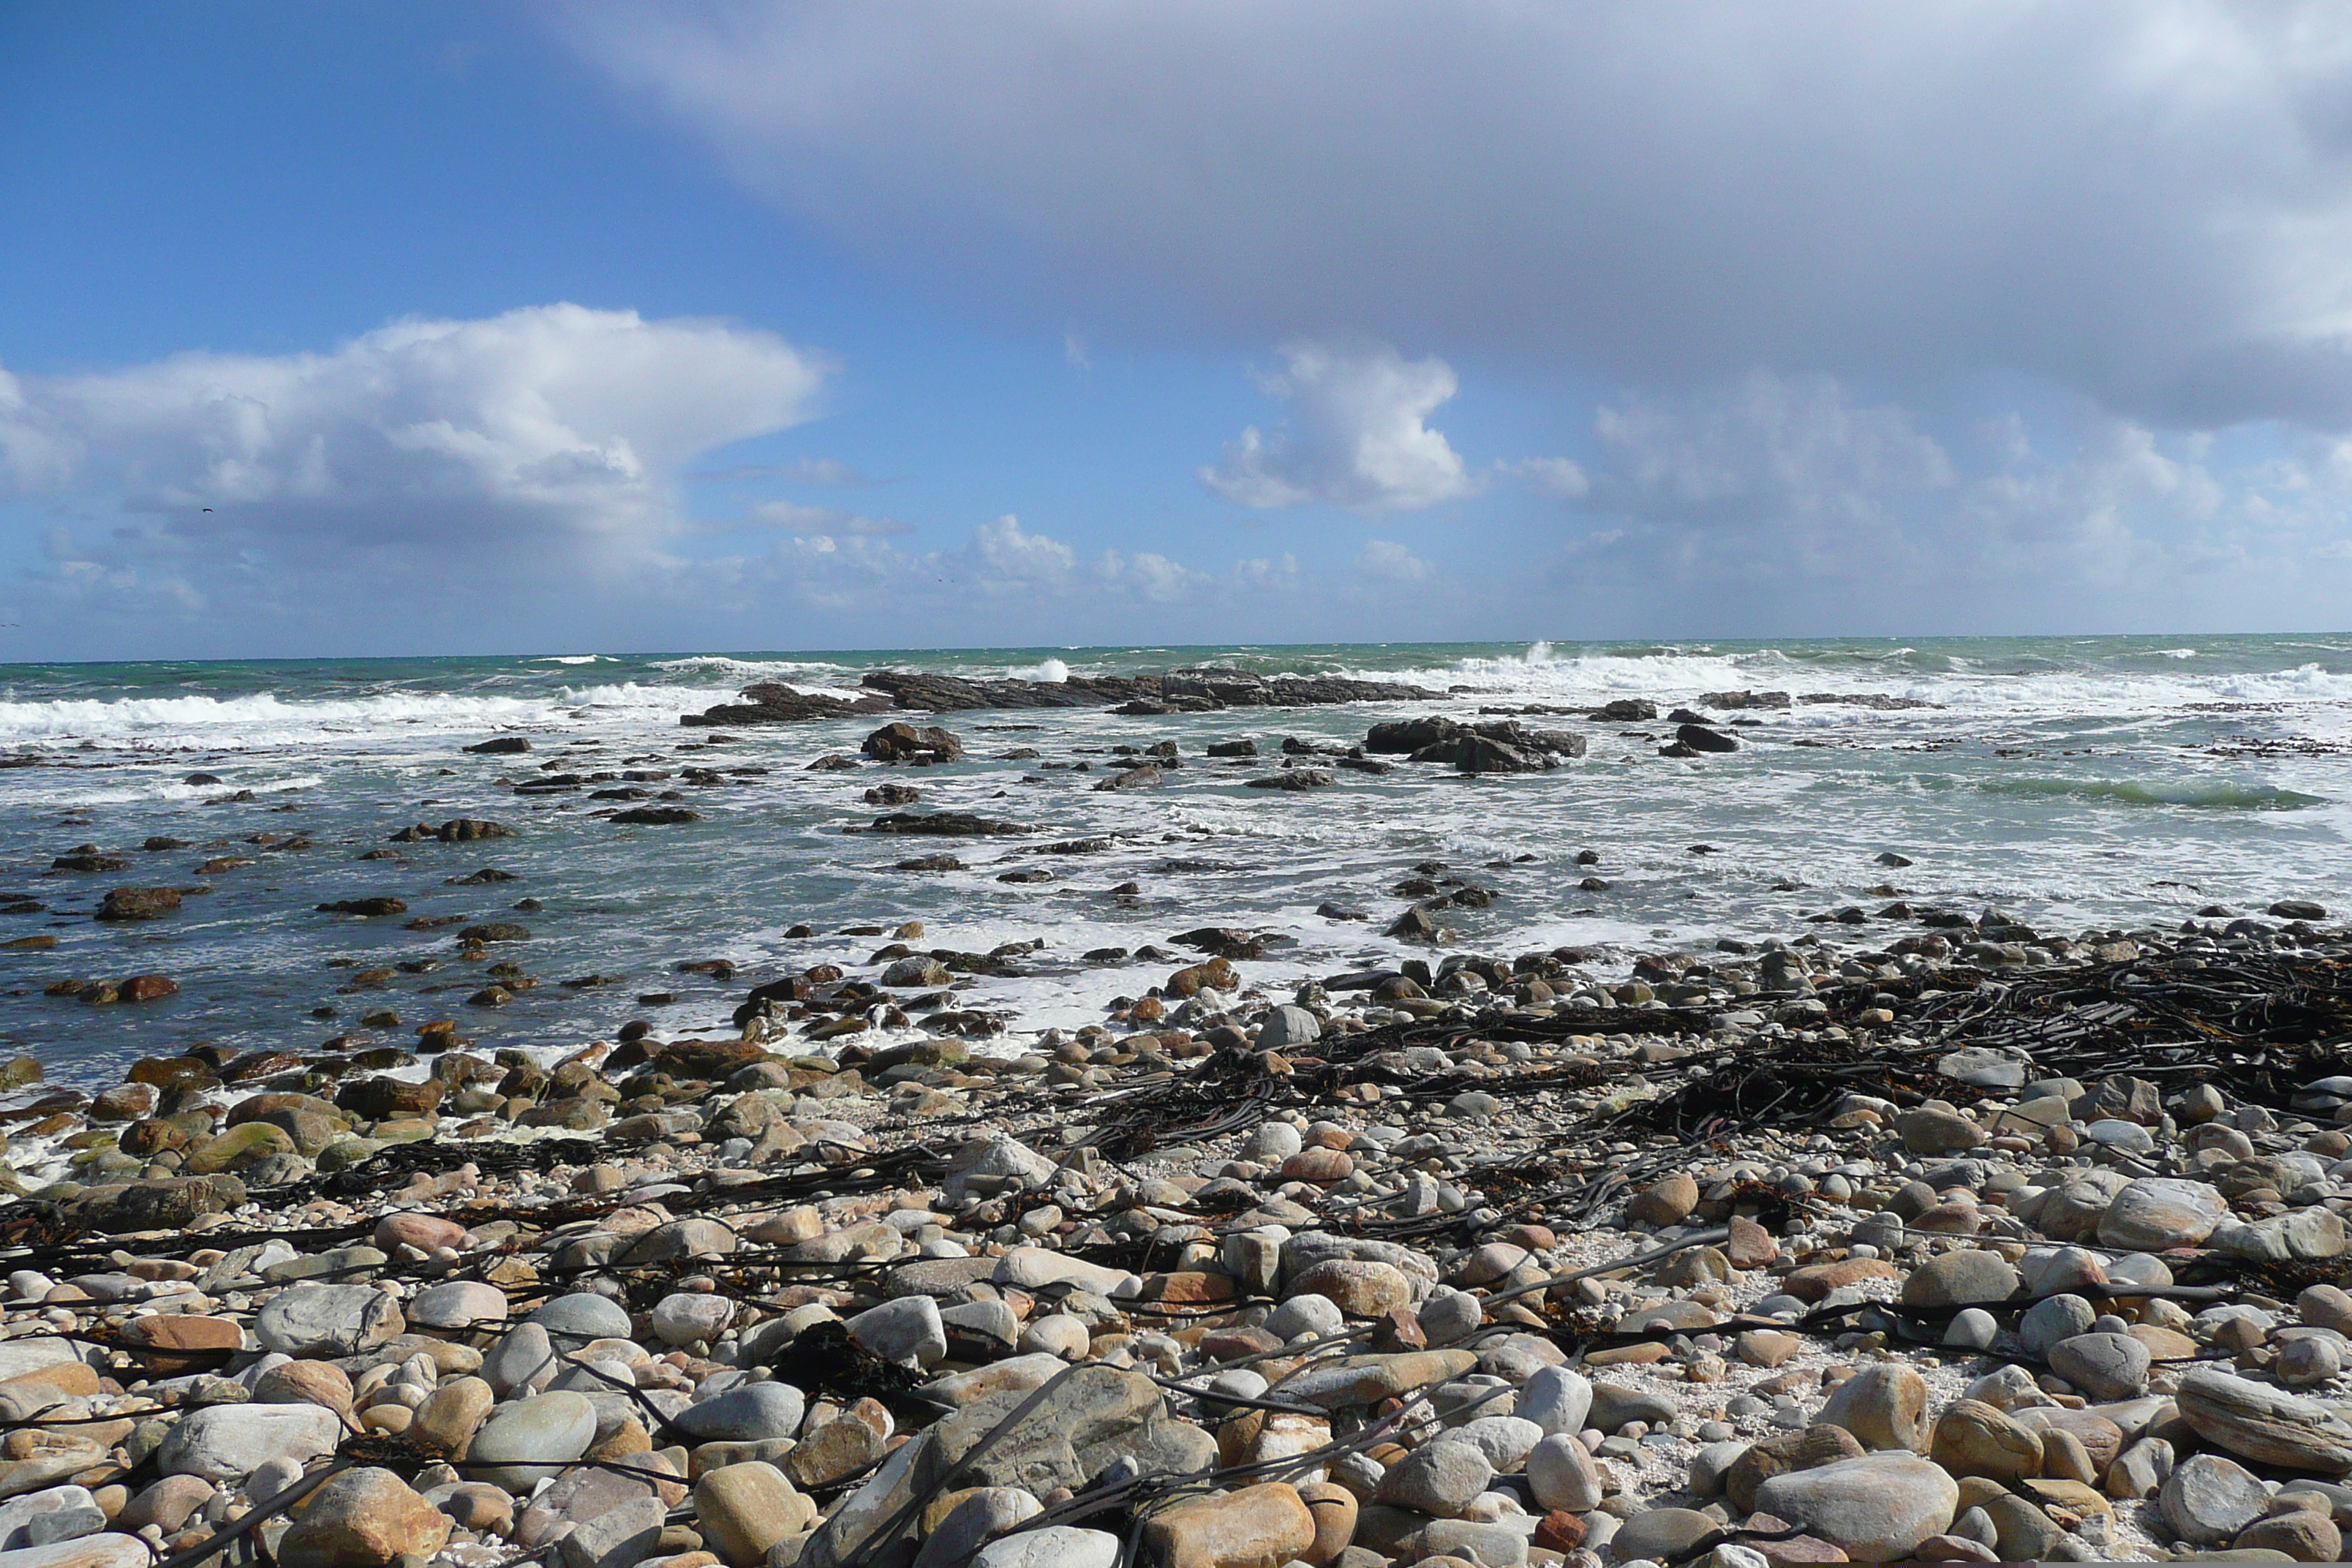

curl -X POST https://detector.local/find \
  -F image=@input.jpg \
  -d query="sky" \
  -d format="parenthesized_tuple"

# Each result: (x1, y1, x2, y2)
(6, 3, 2352, 660)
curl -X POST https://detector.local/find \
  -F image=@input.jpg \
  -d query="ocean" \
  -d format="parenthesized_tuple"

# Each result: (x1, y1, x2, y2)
(1, 634, 2346, 1087)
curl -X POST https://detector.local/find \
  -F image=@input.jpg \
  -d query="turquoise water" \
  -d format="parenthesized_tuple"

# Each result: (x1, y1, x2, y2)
(0, 634, 2345, 1084)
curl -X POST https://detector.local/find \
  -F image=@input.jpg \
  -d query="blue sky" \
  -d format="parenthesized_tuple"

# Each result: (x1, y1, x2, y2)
(5, 3, 2352, 659)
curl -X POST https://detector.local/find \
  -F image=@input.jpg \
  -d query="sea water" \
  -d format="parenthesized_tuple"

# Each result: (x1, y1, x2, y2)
(0, 634, 2345, 1085)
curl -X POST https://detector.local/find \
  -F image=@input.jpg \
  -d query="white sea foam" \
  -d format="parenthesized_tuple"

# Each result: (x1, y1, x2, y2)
(0, 681, 732, 750)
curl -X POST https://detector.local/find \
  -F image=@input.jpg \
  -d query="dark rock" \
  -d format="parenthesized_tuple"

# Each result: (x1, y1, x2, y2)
(854, 813, 1030, 837)
(1245, 771, 1333, 790)
(97, 887, 182, 921)
(1676, 723, 1739, 753)
(465, 737, 532, 755)
(1207, 739, 1259, 757)
(1094, 765, 1164, 792)
(458, 923, 530, 943)
(391, 819, 516, 843)
(68, 1174, 246, 1233)
(53, 853, 129, 873)
(1597, 699, 1658, 720)
(2272, 899, 2328, 920)
(337, 1075, 447, 1119)
(610, 807, 702, 826)
(317, 898, 407, 917)
(862, 723, 966, 764)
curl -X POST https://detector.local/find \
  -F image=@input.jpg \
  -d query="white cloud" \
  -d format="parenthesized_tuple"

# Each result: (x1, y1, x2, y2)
(0, 304, 826, 565)
(693, 456, 864, 483)
(1202, 339, 1477, 513)
(1507, 456, 1590, 499)
(1552, 370, 2352, 627)
(561, 1, 2352, 429)
(1355, 539, 1436, 583)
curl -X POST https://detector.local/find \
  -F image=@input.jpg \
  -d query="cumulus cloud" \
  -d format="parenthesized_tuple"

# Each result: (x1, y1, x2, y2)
(562, 1, 2352, 429)
(1202, 339, 1477, 512)
(1355, 540, 1436, 583)
(0, 304, 827, 568)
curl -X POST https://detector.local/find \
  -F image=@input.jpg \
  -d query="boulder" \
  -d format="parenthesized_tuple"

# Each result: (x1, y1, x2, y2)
(1751, 1453, 1959, 1564)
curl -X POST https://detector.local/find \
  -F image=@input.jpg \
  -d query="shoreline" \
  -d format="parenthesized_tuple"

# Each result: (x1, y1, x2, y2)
(0, 887, 2342, 1566)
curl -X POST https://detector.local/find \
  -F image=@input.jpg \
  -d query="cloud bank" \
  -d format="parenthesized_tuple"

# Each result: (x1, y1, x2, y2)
(565, 1, 2352, 429)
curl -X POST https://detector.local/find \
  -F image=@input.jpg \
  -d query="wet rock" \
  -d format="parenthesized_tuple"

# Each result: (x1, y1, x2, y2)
(94, 888, 181, 922)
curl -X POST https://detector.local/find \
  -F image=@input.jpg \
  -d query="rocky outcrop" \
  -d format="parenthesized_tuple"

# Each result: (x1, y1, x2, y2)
(683, 667, 1439, 725)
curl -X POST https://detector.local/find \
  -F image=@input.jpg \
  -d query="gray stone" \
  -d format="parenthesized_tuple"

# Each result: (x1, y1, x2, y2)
(0, 1489, 97, 1551)
(911, 1488, 1043, 1568)
(1448, 1415, 1543, 1471)
(254, 1284, 404, 1358)
(942, 1134, 1059, 1205)
(1376, 1439, 1492, 1518)
(2100, 1178, 2229, 1251)
(1943, 1308, 1998, 1351)
(556, 1496, 666, 1568)
(847, 1295, 946, 1368)
(2108, 1437, 2175, 1501)
(1613, 1509, 1719, 1564)
(466, 1391, 599, 1493)
(407, 1280, 508, 1331)
(1256, 1006, 1323, 1049)
(1589, 1382, 1677, 1432)
(2018, 1294, 2097, 1360)
(482, 1322, 558, 1395)
(1528, 1432, 1602, 1512)
(157, 1404, 342, 1481)
(971, 1527, 1122, 1568)
(1937, 1048, 2029, 1089)
(2049, 1332, 2151, 1401)
(1516, 1365, 1592, 1436)
(650, 1292, 738, 1348)
(1751, 1452, 1959, 1564)
(674, 1381, 807, 1442)
(2176, 1367, 2352, 1474)
(1899, 1250, 2017, 1309)
(528, 1293, 633, 1343)
(2215, 1209, 2350, 1264)
(2160, 1453, 2268, 1548)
